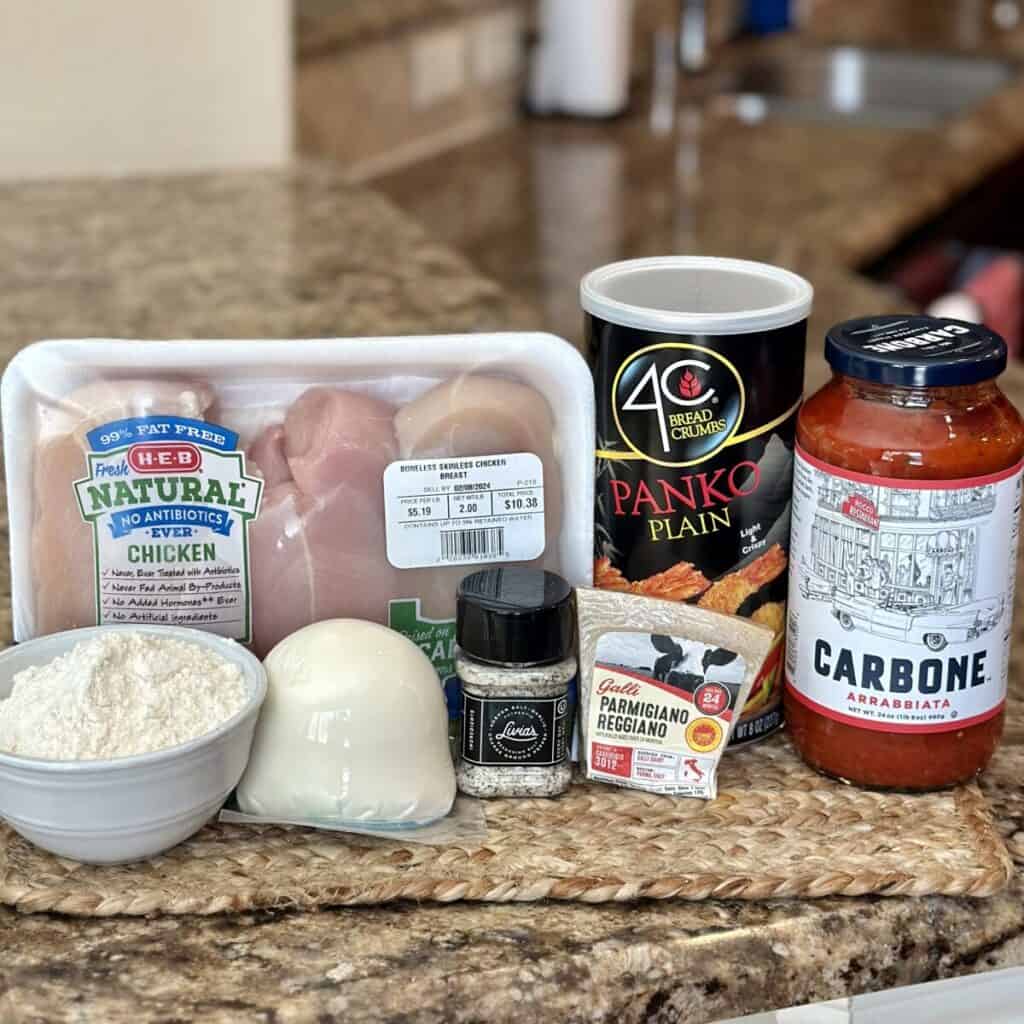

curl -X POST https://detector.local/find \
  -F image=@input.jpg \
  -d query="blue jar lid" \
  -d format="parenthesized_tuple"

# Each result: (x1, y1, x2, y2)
(825, 315, 1007, 388)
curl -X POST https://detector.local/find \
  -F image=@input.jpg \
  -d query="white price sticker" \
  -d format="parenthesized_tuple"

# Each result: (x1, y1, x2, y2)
(383, 453, 546, 569)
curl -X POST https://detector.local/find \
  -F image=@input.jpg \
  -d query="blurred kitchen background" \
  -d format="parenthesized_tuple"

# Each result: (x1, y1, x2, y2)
(2, 0, 1022, 374)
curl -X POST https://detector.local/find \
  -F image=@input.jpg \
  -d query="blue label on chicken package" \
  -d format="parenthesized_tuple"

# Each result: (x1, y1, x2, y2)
(106, 505, 236, 538)
(85, 416, 238, 453)
(74, 415, 263, 642)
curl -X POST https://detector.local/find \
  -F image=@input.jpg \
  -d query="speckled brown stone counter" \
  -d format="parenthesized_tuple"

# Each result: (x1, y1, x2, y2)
(0, 164, 533, 349)
(3, 61, 1024, 1021)
(2, 746, 1024, 1023)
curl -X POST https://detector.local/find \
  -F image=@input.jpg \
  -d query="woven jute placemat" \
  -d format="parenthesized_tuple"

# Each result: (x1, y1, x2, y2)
(0, 738, 1012, 916)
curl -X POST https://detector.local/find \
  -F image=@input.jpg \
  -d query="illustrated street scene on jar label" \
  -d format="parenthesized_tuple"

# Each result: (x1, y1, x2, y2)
(788, 449, 1020, 734)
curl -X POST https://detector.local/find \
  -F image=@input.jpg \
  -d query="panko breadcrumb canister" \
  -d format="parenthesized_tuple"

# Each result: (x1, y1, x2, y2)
(582, 257, 813, 745)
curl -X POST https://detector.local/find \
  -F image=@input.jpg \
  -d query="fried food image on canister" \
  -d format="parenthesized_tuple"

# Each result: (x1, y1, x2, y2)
(631, 562, 711, 601)
(593, 556, 632, 593)
(697, 545, 788, 614)
(594, 557, 711, 600)
(742, 659, 779, 713)
(751, 600, 785, 635)
(742, 601, 786, 712)
(595, 545, 787, 616)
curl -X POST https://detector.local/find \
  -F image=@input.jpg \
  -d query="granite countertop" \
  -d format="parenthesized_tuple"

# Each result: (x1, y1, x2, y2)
(4, 19, 1024, 1023)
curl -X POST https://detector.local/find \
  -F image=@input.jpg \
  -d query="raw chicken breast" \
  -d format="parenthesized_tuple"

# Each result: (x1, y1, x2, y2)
(31, 379, 215, 635)
(248, 376, 565, 652)
(284, 388, 397, 495)
(393, 374, 563, 619)
(249, 483, 399, 658)
(39, 379, 213, 445)
(31, 439, 101, 634)
(248, 485, 316, 647)
(247, 386, 400, 656)
(395, 374, 556, 463)
(247, 423, 290, 488)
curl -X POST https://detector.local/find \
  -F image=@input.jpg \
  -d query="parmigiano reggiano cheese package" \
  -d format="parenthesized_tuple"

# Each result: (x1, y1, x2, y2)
(576, 587, 774, 799)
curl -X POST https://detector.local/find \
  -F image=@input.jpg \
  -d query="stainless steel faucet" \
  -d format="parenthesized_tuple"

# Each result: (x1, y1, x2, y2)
(679, 0, 708, 73)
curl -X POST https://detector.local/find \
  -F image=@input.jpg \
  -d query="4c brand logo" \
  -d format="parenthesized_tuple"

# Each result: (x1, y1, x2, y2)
(612, 343, 745, 468)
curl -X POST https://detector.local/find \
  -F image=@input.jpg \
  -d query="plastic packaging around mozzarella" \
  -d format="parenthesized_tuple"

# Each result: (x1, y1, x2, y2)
(1, 335, 595, 672)
(235, 620, 455, 826)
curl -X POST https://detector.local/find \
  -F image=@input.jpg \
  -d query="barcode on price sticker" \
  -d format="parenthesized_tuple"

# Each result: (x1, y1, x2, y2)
(441, 527, 505, 561)
(383, 452, 546, 569)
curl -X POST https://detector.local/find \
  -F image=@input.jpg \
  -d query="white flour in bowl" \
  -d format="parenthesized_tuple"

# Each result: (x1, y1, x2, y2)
(0, 632, 247, 760)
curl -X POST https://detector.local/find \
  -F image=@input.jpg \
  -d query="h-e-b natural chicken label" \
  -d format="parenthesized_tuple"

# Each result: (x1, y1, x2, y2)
(73, 415, 264, 642)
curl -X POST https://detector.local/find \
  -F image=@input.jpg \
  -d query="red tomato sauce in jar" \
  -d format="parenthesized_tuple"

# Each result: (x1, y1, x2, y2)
(785, 316, 1024, 789)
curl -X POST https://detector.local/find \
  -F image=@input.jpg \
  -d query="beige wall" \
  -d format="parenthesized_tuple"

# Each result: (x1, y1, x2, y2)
(0, 1, 292, 181)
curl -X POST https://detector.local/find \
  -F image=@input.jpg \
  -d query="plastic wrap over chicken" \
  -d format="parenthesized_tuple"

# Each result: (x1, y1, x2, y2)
(247, 374, 564, 659)
(5, 336, 594, 692)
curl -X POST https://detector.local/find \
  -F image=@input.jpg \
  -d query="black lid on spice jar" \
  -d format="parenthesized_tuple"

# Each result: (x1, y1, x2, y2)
(457, 568, 575, 666)
(825, 315, 1007, 388)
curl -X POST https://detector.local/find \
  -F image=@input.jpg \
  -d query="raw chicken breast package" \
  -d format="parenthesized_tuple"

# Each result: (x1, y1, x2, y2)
(2, 335, 594, 696)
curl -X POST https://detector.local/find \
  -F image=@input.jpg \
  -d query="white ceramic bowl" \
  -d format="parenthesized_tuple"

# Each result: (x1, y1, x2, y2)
(0, 625, 267, 864)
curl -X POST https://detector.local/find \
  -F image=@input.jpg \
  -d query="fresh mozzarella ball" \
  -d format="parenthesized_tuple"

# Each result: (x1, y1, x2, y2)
(236, 619, 455, 825)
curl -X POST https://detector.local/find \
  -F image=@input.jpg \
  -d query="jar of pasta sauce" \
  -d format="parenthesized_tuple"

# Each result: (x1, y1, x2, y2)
(786, 316, 1024, 789)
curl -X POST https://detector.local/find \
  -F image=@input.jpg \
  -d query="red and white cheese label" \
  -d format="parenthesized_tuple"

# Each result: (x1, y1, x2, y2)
(585, 631, 746, 798)
(787, 447, 1023, 733)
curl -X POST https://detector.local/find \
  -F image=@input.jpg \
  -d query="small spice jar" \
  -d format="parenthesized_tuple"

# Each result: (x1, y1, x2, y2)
(456, 568, 576, 798)
(786, 315, 1024, 790)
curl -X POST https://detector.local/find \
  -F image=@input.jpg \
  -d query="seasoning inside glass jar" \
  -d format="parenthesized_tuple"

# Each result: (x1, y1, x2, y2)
(456, 567, 576, 798)
(786, 315, 1024, 790)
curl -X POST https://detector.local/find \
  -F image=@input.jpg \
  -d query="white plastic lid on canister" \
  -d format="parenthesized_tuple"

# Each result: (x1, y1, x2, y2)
(580, 256, 814, 336)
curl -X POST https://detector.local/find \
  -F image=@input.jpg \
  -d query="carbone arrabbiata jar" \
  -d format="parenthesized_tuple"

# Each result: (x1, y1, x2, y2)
(786, 316, 1024, 790)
